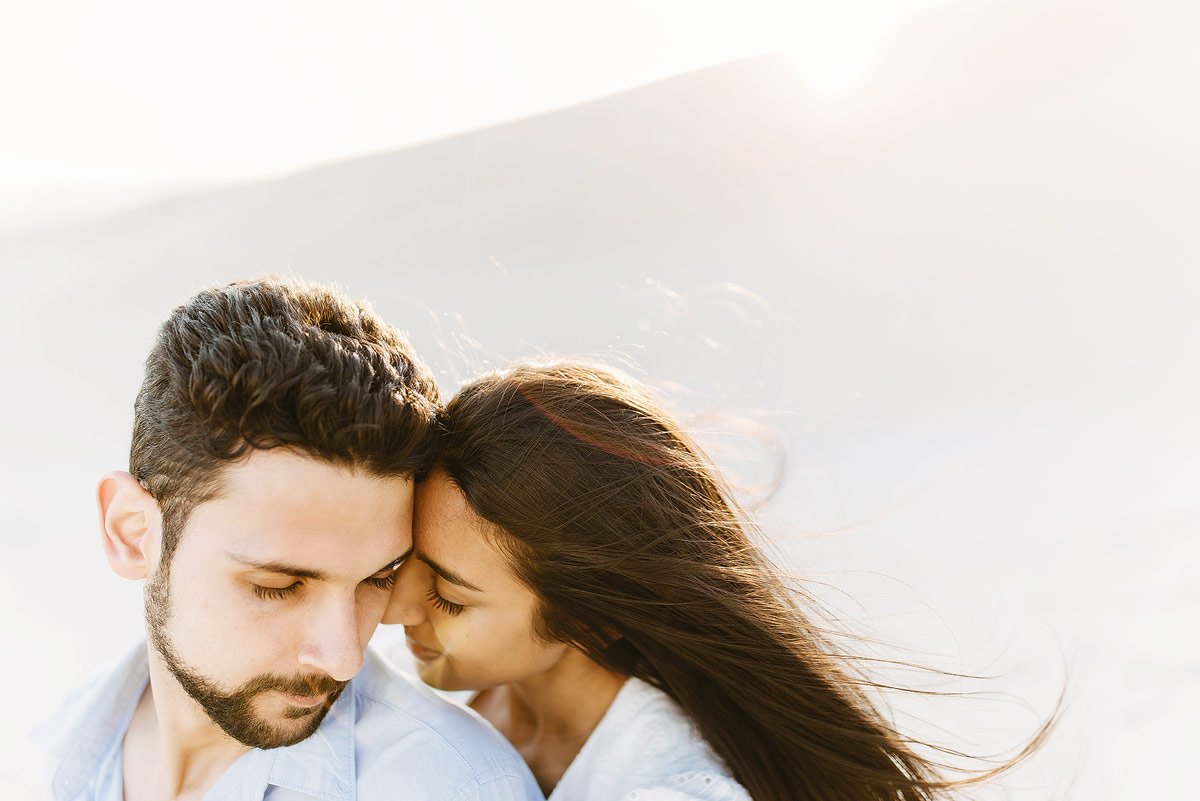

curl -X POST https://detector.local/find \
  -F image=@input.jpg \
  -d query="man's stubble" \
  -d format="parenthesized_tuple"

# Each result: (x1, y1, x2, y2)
(143, 553, 346, 749)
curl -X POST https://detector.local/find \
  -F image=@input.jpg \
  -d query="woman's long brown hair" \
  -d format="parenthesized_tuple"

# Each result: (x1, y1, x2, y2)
(436, 360, 1052, 801)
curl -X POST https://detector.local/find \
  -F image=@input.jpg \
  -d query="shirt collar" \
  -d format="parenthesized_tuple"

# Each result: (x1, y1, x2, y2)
(42, 641, 149, 801)
(261, 678, 357, 801)
(42, 640, 359, 801)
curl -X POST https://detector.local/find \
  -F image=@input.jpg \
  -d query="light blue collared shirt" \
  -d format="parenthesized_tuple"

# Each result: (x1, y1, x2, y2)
(39, 642, 543, 801)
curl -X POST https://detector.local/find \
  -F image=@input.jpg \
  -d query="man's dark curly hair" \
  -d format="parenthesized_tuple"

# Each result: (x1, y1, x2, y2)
(130, 276, 440, 568)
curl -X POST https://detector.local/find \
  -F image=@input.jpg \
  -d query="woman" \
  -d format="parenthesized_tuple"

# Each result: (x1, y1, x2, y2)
(384, 361, 1047, 801)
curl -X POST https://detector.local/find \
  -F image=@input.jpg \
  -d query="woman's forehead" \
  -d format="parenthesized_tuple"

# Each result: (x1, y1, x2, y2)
(413, 472, 518, 593)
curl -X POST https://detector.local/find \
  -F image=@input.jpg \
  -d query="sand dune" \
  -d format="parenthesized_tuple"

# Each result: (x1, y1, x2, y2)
(2, 0, 1197, 796)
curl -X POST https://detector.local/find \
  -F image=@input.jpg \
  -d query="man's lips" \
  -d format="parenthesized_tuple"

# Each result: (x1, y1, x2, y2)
(281, 691, 329, 708)
(406, 637, 442, 662)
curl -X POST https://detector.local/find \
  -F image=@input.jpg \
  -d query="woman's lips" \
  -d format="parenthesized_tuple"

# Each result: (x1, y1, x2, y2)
(406, 637, 442, 662)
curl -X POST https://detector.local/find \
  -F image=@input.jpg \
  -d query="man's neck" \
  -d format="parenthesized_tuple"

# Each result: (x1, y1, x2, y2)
(122, 650, 251, 801)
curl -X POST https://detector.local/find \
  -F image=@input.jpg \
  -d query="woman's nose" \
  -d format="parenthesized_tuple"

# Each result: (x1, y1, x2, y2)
(382, 557, 430, 626)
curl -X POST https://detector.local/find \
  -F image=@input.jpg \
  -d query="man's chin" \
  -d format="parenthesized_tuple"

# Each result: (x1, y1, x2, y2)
(260, 720, 326, 749)
(230, 709, 327, 749)
(237, 690, 339, 747)
(282, 703, 326, 721)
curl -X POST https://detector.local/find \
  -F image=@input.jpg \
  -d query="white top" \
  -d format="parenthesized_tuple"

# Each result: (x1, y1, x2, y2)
(37, 641, 542, 801)
(549, 678, 749, 801)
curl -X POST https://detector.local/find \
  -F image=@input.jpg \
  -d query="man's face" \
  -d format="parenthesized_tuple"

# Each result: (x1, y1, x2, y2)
(145, 449, 413, 749)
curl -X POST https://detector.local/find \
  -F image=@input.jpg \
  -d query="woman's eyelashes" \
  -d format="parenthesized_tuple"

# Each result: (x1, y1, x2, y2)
(426, 584, 465, 616)
(251, 570, 397, 601)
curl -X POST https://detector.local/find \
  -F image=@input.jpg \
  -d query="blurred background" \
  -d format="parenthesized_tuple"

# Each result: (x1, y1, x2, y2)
(2, 0, 1197, 797)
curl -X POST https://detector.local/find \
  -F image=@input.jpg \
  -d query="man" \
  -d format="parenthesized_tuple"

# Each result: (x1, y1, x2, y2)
(40, 278, 541, 801)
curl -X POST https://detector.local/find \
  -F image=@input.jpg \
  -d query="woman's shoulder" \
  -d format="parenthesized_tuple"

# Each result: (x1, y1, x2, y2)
(620, 771, 751, 801)
(552, 679, 748, 801)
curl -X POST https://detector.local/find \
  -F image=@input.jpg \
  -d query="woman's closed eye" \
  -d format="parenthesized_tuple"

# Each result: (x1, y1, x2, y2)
(426, 585, 465, 616)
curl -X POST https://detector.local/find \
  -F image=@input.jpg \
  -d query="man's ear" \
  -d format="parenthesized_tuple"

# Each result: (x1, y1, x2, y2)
(97, 471, 162, 580)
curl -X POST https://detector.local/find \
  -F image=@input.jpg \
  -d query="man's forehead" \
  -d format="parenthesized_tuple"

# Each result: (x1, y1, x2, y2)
(192, 452, 410, 518)
(195, 496, 409, 550)
(217, 448, 413, 493)
(179, 451, 415, 578)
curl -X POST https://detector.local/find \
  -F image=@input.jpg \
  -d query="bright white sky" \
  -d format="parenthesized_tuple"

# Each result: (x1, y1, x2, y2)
(0, 0, 945, 233)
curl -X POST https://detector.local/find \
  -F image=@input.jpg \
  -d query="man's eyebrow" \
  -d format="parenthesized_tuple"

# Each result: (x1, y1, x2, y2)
(228, 545, 413, 582)
(375, 546, 414, 575)
(416, 553, 483, 592)
(227, 553, 330, 581)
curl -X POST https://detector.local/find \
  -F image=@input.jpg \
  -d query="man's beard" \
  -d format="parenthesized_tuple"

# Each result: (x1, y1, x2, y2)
(145, 564, 347, 749)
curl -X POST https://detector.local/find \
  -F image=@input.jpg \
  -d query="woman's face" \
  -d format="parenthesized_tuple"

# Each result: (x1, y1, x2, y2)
(383, 468, 569, 691)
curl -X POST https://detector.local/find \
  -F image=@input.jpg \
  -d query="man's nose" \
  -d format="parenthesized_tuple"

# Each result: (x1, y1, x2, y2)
(298, 594, 365, 683)
(382, 557, 430, 626)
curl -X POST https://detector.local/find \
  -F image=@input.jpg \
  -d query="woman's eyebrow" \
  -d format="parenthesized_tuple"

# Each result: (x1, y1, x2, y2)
(415, 552, 483, 592)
